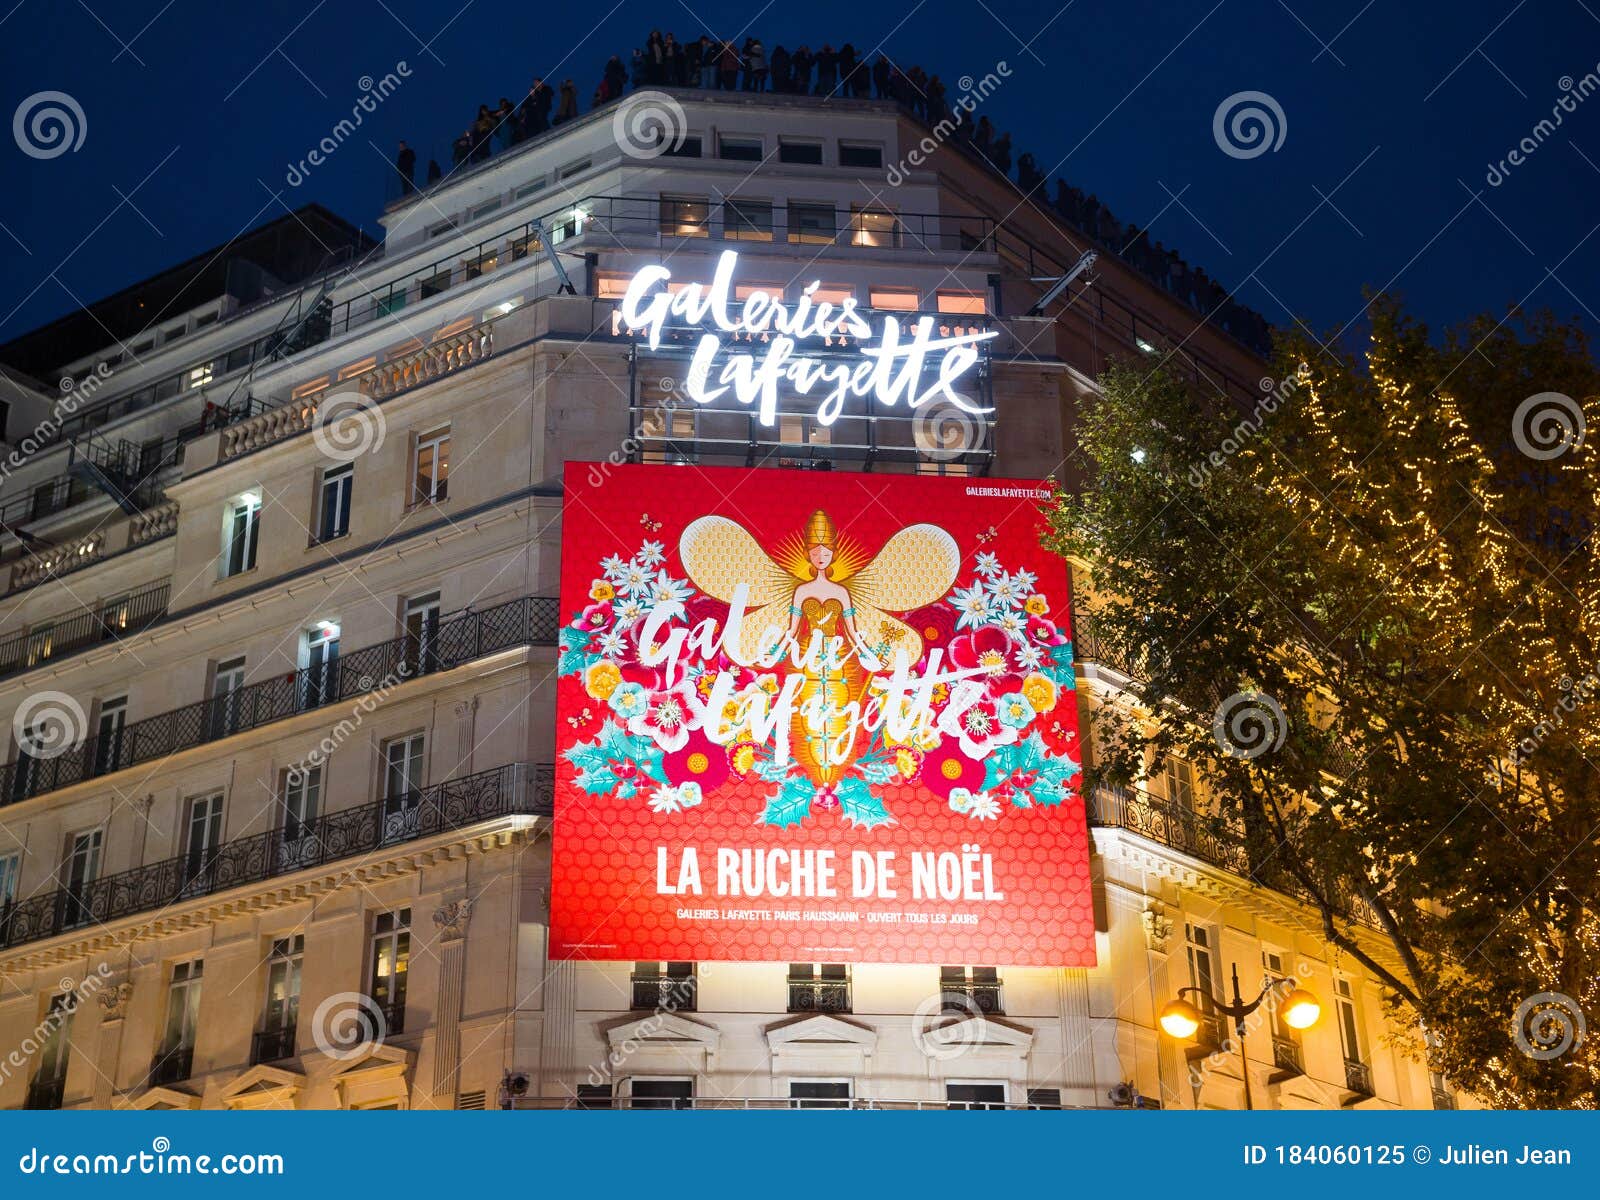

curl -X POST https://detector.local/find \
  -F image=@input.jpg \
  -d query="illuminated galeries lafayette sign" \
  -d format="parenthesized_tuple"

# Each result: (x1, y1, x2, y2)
(619, 249, 998, 427)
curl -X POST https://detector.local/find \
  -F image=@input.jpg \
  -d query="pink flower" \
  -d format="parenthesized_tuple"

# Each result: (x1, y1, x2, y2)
(577, 602, 614, 632)
(922, 743, 985, 798)
(948, 626, 1023, 696)
(1025, 615, 1067, 646)
(628, 683, 701, 752)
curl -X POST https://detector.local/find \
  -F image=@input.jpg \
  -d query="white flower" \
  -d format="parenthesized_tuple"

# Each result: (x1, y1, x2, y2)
(649, 785, 682, 814)
(595, 629, 629, 659)
(614, 598, 648, 628)
(985, 574, 1023, 609)
(964, 791, 1001, 820)
(637, 540, 666, 567)
(974, 551, 1002, 578)
(678, 781, 703, 808)
(1014, 642, 1046, 671)
(950, 584, 991, 631)
(617, 561, 653, 595)
(601, 554, 630, 582)
(649, 570, 691, 607)
(992, 609, 1025, 637)
(1009, 567, 1037, 593)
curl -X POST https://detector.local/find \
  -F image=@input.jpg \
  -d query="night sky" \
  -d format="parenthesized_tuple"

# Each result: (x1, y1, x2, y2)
(0, 0, 1593, 355)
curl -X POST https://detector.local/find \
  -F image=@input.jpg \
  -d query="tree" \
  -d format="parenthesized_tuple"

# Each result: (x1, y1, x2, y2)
(1049, 299, 1600, 1107)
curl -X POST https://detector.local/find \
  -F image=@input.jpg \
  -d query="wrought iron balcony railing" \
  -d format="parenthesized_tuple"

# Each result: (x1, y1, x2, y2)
(630, 975, 697, 1013)
(24, 1074, 66, 1110)
(1271, 1035, 1304, 1075)
(0, 579, 170, 682)
(250, 1025, 298, 1066)
(786, 979, 851, 1014)
(1431, 1086, 1456, 1110)
(0, 762, 551, 952)
(1344, 1058, 1374, 1096)
(149, 1044, 193, 1087)
(940, 983, 1004, 1015)
(0, 594, 558, 810)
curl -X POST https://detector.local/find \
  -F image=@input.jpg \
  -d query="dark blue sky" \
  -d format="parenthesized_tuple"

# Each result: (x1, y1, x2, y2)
(1, 0, 1594, 353)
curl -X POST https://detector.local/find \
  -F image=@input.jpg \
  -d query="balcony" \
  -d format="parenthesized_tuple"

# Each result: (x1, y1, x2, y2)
(0, 579, 170, 682)
(1271, 1035, 1304, 1075)
(1431, 1086, 1456, 1110)
(629, 974, 697, 1012)
(377, 1000, 407, 1038)
(23, 1074, 66, 1110)
(1344, 1058, 1374, 1096)
(149, 1044, 193, 1087)
(940, 982, 1003, 1015)
(786, 978, 851, 1014)
(0, 762, 551, 952)
(250, 1025, 298, 1065)
(0, 594, 558, 809)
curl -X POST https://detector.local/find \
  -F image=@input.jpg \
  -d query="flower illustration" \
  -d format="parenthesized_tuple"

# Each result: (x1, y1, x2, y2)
(974, 551, 1002, 577)
(607, 681, 649, 721)
(637, 539, 666, 567)
(937, 684, 1019, 758)
(985, 573, 1024, 609)
(922, 743, 986, 798)
(950, 583, 992, 631)
(1025, 615, 1067, 647)
(613, 597, 649, 628)
(577, 601, 613, 632)
(600, 554, 629, 582)
(1021, 672, 1058, 714)
(677, 780, 704, 808)
(996, 691, 1037, 730)
(664, 731, 730, 793)
(727, 740, 759, 777)
(965, 791, 1002, 819)
(589, 580, 617, 602)
(649, 784, 684, 814)
(634, 685, 699, 752)
(615, 560, 653, 595)
(594, 628, 629, 660)
(948, 626, 1024, 696)
(583, 660, 622, 701)
(1023, 593, 1049, 615)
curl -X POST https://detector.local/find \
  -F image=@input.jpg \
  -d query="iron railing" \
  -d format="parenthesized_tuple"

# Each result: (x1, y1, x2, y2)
(0, 762, 551, 951)
(1272, 1035, 1304, 1075)
(630, 975, 697, 1012)
(24, 1074, 66, 1109)
(1087, 785, 1253, 877)
(149, 1045, 193, 1087)
(0, 579, 170, 682)
(940, 983, 1004, 1015)
(0, 594, 559, 809)
(1344, 1058, 1374, 1096)
(786, 979, 851, 1014)
(250, 1025, 297, 1066)
(509, 1094, 1101, 1111)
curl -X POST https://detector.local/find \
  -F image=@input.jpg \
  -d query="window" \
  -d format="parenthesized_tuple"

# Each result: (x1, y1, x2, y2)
(1262, 949, 1303, 1074)
(852, 207, 902, 248)
(1335, 977, 1371, 1092)
(187, 363, 214, 390)
(381, 734, 425, 842)
(778, 140, 823, 165)
(418, 270, 451, 299)
(1161, 757, 1196, 811)
(27, 993, 75, 1108)
(628, 1078, 692, 1109)
(940, 966, 1002, 1013)
(661, 135, 702, 158)
(463, 252, 497, 280)
(180, 794, 224, 895)
(946, 1082, 1006, 1110)
(470, 199, 502, 221)
(659, 196, 710, 238)
(369, 909, 410, 1033)
(254, 934, 304, 1064)
(868, 287, 919, 312)
(722, 198, 773, 242)
(575, 1084, 614, 1109)
(1184, 922, 1220, 1045)
(300, 622, 341, 710)
(839, 143, 883, 169)
(631, 962, 696, 1011)
(279, 766, 322, 870)
(413, 428, 450, 505)
(154, 960, 202, 1083)
(718, 136, 762, 162)
(222, 492, 261, 577)
(91, 694, 126, 780)
(559, 157, 591, 179)
(790, 1080, 850, 1108)
(318, 464, 352, 541)
(60, 829, 102, 929)
(937, 291, 987, 315)
(640, 408, 696, 465)
(787, 964, 849, 1012)
(209, 656, 247, 738)
(788, 203, 837, 245)
(403, 592, 442, 674)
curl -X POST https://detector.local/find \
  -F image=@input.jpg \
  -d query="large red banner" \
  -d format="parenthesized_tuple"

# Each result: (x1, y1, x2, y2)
(550, 464, 1094, 966)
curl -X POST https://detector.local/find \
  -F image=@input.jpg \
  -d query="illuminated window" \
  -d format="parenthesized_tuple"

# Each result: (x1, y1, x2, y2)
(1335, 977, 1365, 1067)
(255, 934, 304, 1064)
(631, 962, 696, 1010)
(808, 285, 855, 307)
(595, 274, 630, 299)
(221, 492, 261, 578)
(787, 964, 849, 1013)
(30, 992, 76, 1105)
(940, 966, 1001, 1013)
(413, 427, 450, 504)
(1183, 923, 1219, 1045)
(659, 196, 710, 238)
(642, 407, 696, 465)
(779, 414, 830, 448)
(0, 851, 18, 908)
(1160, 757, 1196, 811)
(157, 959, 203, 1074)
(369, 909, 410, 1032)
(869, 287, 919, 312)
(187, 363, 214, 390)
(463, 252, 497, 280)
(318, 463, 352, 541)
(722, 198, 773, 242)
(852, 208, 902, 248)
(788, 203, 837, 245)
(937, 291, 987, 315)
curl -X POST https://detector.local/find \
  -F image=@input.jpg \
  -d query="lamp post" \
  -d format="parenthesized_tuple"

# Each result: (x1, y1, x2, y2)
(1159, 962, 1320, 1110)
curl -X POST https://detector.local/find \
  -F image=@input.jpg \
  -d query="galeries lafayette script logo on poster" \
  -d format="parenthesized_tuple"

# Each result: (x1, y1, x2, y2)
(550, 464, 1095, 966)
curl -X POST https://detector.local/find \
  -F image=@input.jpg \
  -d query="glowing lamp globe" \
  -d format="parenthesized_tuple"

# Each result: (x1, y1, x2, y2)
(1158, 997, 1202, 1040)
(1282, 989, 1322, 1030)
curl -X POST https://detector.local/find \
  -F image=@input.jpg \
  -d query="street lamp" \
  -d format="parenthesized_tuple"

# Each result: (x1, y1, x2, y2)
(1159, 963, 1321, 1110)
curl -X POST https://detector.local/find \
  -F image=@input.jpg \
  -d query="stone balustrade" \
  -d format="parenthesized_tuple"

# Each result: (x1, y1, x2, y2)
(10, 532, 106, 590)
(129, 500, 179, 546)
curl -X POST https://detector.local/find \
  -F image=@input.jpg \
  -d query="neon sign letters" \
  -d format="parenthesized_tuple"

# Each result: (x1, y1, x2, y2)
(619, 249, 998, 426)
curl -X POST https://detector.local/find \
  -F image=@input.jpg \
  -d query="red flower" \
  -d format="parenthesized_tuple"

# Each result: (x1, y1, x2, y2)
(948, 625, 1023, 695)
(905, 603, 957, 658)
(922, 743, 985, 798)
(663, 731, 730, 792)
(1025, 615, 1067, 646)
(577, 601, 613, 632)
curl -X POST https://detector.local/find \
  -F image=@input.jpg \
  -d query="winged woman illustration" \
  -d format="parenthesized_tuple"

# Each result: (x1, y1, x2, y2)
(679, 509, 959, 789)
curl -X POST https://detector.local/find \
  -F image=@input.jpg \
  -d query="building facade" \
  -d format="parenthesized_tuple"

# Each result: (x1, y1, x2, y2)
(0, 89, 1459, 1111)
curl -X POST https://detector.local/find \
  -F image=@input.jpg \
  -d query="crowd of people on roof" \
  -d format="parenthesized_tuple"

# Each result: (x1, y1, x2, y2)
(389, 30, 1271, 354)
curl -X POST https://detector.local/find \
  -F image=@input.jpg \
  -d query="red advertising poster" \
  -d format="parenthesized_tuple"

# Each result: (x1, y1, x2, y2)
(550, 464, 1094, 967)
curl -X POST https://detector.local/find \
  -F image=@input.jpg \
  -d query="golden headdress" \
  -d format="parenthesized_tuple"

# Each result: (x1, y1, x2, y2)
(804, 510, 836, 550)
